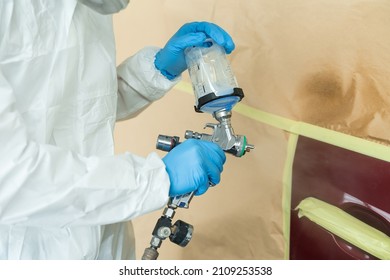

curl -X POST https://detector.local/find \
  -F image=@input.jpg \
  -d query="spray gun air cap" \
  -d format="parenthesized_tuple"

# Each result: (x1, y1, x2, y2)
(185, 39, 244, 114)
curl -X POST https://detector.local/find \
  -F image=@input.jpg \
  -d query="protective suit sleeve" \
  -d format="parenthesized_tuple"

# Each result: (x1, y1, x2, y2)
(116, 46, 180, 121)
(0, 68, 169, 228)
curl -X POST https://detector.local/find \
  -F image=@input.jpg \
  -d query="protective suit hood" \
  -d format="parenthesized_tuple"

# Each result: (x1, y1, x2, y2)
(77, 0, 129, 14)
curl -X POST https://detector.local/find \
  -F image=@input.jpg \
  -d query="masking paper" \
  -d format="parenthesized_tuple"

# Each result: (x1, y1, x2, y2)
(113, 0, 390, 259)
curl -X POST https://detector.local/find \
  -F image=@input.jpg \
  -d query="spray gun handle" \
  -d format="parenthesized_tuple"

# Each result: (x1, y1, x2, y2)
(156, 134, 216, 208)
(156, 135, 196, 209)
(169, 192, 194, 209)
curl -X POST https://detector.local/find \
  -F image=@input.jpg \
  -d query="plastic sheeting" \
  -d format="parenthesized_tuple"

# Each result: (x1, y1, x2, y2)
(113, 0, 390, 259)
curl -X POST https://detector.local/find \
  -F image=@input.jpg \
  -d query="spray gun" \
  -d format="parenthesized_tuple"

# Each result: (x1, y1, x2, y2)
(142, 40, 254, 260)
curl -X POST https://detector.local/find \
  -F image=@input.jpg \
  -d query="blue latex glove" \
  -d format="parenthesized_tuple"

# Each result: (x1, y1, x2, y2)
(162, 139, 226, 197)
(154, 21, 235, 80)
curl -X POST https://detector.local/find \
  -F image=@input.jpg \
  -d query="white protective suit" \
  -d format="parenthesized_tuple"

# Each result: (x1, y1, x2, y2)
(0, 0, 177, 259)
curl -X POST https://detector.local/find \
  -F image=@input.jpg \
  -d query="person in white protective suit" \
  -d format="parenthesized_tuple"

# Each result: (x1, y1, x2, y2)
(0, 0, 235, 259)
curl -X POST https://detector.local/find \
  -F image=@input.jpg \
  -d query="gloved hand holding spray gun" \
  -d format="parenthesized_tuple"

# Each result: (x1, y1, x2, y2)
(142, 39, 254, 260)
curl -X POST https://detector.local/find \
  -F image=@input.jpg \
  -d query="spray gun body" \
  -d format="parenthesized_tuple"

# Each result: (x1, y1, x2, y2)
(142, 40, 253, 260)
(185, 110, 254, 157)
(142, 110, 253, 260)
(156, 110, 253, 158)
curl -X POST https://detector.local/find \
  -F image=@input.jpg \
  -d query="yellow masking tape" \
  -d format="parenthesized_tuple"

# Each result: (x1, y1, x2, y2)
(173, 80, 193, 94)
(282, 133, 299, 259)
(296, 197, 390, 260)
(174, 81, 390, 162)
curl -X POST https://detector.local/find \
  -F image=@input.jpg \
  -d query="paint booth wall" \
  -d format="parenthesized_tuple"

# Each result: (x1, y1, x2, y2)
(112, 0, 390, 259)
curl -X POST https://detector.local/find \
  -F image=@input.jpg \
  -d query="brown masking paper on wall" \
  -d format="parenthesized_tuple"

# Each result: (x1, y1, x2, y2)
(112, 0, 390, 259)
